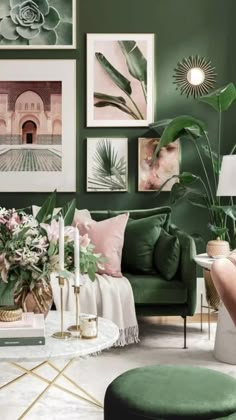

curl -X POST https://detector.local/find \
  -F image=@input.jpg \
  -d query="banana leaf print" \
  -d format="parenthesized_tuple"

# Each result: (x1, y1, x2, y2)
(94, 40, 147, 120)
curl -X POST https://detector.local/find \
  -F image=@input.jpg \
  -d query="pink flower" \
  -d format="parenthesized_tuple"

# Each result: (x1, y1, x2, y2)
(41, 221, 75, 243)
(80, 233, 90, 248)
(6, 212, 21, 231)
(41, 220, 59, 243)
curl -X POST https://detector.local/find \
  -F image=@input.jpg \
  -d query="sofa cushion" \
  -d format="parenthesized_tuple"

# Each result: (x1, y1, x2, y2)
(78, 213, 129, 277)
(122, 215, 164, 274)
(109, 206, 171, 230)
(154, 229, 180, 280)
(124, 273, 187, 305)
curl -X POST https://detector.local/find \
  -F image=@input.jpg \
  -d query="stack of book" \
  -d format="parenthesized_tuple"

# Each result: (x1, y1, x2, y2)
(0, 312, 45, 346)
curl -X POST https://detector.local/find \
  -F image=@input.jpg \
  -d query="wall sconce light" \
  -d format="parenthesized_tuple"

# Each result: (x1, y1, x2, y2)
(173, 55, 216, 98)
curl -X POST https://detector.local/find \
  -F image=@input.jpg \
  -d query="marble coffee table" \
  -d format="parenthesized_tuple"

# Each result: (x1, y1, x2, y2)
(0, 311, 119, 419)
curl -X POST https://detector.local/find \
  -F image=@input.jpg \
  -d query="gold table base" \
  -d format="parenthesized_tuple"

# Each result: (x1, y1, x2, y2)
(0, 358, 103, 418)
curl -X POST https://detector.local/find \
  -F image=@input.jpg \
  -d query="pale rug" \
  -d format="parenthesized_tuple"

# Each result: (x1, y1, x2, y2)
(1, 319, 236, 420)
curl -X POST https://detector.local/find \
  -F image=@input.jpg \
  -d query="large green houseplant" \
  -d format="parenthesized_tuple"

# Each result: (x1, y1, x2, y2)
(150, 83, 236, 247)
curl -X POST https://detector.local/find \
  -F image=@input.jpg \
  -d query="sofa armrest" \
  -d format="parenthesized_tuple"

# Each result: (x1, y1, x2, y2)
(169, 224, 197, 315)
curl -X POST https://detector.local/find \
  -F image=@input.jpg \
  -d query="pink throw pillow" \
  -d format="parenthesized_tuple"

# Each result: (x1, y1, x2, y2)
(79, 213, 129, 277)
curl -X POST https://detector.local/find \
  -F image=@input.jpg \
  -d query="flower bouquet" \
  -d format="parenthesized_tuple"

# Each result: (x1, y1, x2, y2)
(0, 193, 104, 313)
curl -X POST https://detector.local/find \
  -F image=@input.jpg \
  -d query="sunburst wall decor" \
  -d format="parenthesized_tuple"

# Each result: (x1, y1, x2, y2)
(173, 55, 216, 98)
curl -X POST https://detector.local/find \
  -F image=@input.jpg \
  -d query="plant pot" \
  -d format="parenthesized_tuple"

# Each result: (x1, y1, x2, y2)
(206, 238, 230, 257)
(14, 278, 53, 318)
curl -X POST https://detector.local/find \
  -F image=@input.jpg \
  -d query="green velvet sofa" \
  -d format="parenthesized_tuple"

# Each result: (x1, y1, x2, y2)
(91, 206, 197, 348)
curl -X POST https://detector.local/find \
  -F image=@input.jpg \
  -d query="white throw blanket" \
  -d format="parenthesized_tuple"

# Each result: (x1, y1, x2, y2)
(51, 273, 139, 346)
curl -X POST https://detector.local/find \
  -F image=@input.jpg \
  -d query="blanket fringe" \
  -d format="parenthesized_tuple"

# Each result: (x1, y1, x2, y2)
(115, 325, 140, 347)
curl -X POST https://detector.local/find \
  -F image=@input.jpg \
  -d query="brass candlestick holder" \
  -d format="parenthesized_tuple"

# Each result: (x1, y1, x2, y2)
(52, 276, 72, 340)
(68, 286, 80, 335)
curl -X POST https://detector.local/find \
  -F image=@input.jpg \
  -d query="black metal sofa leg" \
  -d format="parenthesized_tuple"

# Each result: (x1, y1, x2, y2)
(183, 316, 187, 349)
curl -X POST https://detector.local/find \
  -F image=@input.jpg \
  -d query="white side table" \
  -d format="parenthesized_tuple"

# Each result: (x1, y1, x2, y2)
(194, 253, 218, 339)
(194, 253, 236, 365)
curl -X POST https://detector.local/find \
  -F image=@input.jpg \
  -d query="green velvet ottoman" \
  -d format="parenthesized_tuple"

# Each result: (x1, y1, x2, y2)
(104, 365, 236, 420)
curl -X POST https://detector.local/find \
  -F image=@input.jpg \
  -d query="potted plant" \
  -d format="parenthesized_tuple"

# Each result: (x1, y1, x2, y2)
(0, 192, 104, 314)
(150, 82, 236, 247)
(150, 83, 236, 310)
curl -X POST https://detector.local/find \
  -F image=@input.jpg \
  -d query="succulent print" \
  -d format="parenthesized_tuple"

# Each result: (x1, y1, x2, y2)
(0, 0, 73, 46)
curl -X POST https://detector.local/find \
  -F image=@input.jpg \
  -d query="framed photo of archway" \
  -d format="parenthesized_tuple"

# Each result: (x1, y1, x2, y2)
(0, 59, 76, 192)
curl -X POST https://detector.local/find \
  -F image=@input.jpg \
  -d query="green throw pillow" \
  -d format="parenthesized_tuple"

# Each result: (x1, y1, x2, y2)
(122, 215, 163, 274)
(154, 229, 180, 280)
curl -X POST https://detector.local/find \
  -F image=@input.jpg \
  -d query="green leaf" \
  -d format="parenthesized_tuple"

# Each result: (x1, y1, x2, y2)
(199, 83, 236, 112)
(54, 21, 72, 45)
(95, 52, 132, 95)
(43, 6, 60, 30)
(60, 198, 76, 226)
(48, 242, 56, 257)
(16, 26, 40, 40)
(94, 100, 138, 119)
(118, 40, 147, 83)
(0, 36, 27, 45)
(94, 92, 126, 105)
(208, 223, 228, 237)
(36, 191, 57, 223)
(179, 172, 199, 184)
(0, 1, 10, 19)
(32, 0, 50, 16)
(49, 0, 72, 20)
(170, 182, 206, 206)
(10, 0, 25, 7)
(201, 144, 219, 175)
(152, 115, 206, 162)
(218, 205, 236, 221)
(29, 27, 57, 45)
(0, 17, 18, 40)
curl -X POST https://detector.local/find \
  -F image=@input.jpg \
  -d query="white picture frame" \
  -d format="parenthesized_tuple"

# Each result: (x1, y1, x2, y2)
(87, 137, 128, 192)
(0, 60, 76, 192)
(0, 0, 77, 49)
(87, 33, 154, 127)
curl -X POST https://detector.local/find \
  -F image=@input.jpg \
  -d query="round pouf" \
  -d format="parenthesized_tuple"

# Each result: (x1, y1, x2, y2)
(104, 365, 236, 420)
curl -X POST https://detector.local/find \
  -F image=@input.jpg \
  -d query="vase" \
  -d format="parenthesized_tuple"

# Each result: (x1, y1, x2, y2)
(14, 278, 53, 318)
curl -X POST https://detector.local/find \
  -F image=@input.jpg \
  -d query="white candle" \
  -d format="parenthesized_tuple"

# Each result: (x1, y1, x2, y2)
(74, 228, 80, 286)
(74, 269, 80, 287)
(74, 228, 80, 270)
(59, 216, 64, 271)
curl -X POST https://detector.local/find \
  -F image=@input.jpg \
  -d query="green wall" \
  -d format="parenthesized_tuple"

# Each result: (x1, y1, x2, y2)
(1, 0, 235, 244)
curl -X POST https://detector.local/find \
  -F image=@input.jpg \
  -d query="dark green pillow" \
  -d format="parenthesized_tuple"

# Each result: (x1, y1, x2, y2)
(122, 215, 163, 274)
(154, 229, 180, 280)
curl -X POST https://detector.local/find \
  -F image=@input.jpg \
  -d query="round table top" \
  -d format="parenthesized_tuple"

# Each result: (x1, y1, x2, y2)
(194, 253, 226, 270)
(0, 311, 119, 362)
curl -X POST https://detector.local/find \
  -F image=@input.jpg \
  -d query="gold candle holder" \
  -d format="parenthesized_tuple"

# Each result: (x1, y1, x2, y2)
(52, 276, 72, 339)
(68, 286, 80, 335)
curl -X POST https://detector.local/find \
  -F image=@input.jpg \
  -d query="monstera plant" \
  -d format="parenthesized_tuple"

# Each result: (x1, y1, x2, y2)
(150, 83, 236, 246)
(0, 0, 73, 46)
